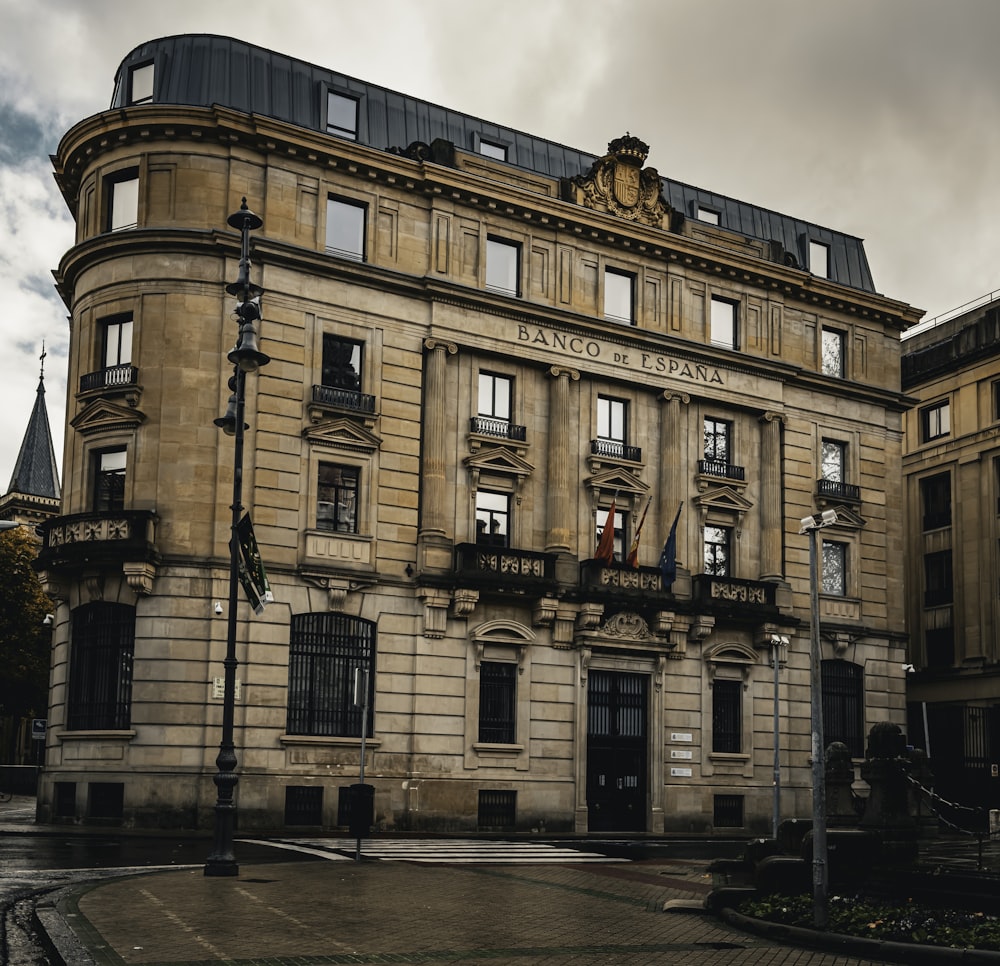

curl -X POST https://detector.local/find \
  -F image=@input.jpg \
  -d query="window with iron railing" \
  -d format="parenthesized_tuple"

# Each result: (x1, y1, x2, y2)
(478, 661, 516, 744)
(712, 679, 741, 753)
(67, 602, 135, 731)
(821, 659, 864, 757)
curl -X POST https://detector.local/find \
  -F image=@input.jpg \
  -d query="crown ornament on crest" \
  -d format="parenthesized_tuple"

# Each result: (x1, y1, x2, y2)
(608, 133, 649, 167)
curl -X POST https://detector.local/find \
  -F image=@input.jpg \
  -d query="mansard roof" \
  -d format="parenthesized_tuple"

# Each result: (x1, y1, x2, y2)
(109, 34, 876, 294)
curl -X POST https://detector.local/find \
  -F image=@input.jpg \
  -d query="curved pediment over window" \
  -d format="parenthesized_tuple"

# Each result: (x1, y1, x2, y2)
(470, 619, 535, 671)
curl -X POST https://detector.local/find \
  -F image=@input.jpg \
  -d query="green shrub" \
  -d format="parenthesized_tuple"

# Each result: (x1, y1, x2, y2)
(738, 893, 1000, 950)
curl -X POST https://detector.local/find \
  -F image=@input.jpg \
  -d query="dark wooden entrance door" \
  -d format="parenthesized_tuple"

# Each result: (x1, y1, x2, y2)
(586, 670, 648, 832)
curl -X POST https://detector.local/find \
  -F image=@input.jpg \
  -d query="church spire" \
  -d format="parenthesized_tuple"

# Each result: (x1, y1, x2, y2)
(6, 344, 61, 501)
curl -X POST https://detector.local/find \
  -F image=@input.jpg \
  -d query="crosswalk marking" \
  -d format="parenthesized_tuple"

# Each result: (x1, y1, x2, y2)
(241, 837, 622, 864)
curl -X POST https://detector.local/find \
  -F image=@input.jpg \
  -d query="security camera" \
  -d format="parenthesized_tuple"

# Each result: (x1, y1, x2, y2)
(214, 601, 224, 616)
(42, 613, 54, 626)
(902, 663, 915, 673)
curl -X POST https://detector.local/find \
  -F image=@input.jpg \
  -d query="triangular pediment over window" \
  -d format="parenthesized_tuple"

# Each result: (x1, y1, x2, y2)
(586, 467, 647, 509)
(71, 399, 146, 436)
(694, 485, 754, 515)
(463, 447, 534, 481)
(821, 505, 867, 530)
(304, 417, 381, 453)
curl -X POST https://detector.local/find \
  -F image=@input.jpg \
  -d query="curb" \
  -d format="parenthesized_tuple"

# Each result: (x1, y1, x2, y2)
(34, 886, 97, 966)
(720, 907, 1000, 964)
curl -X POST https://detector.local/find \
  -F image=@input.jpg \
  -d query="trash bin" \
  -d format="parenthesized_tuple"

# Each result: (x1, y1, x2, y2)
(349, 783, 374, 838)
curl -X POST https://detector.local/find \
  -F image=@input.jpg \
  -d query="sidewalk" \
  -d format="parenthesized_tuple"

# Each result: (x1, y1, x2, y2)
(39, 849, 903, 966)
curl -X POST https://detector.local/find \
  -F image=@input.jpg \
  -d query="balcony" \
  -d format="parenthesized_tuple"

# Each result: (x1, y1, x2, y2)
(579, 558, 674, 600)
(36, 510, 158, 574)
(454, 543, 557, 595)
(80, 364, 139, 393)
(590, 439, 641, 462)
(312, 384, 376, 414)
(698, 459, 745, 482)
(469, 416, 526, 443)
(816, 478, 861, 504)
(692, 574, 777, 615)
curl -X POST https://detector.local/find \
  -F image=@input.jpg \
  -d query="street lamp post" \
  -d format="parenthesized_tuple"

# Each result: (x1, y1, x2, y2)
(798, 509, 838, 927)
(205, 199, 270, 878)
(770, 634, 789, 840)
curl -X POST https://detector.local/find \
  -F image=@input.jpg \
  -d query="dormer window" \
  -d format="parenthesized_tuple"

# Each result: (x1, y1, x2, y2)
(809, 240, 830, 278)
(327, 92, 358, 140)
(127, 62, 154, 105)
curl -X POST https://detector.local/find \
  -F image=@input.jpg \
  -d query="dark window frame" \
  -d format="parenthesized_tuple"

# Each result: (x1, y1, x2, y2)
(326, 90, 359, 141)
(710, 296, 738, 349)
(286, 612, 376, 738)
(67, 602, 136, 731)
(821, 327, 845, 378)
(821, 659, 864, 757)
(475, 489, 510, 547)
(105, 168, 139, 232)
(478, 660, 516, 744)
(321, 334, 363, 392)
(920, 400, 951, 442)
(712, 678, 742, 753)
(920, 472, 952, 530)
(604, 267, 636, 325)
(325, 196, 367, 261)
(127, 61, 155, 105)
(703, 524, 732, 577)
(704, 417, 731, 463)
(92, 447, 126, 513)
(317, 462, 360, 534)
(485, 237, 521, 296)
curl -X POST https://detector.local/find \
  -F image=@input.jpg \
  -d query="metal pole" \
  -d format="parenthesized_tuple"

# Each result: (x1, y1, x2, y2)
(205, 364, 245, 877)
(808, 525, 828, 927)
(356, 667, 370, 863)
(772, 638, 781, 840)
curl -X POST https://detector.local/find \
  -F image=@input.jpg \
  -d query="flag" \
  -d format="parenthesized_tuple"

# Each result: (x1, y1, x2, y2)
(625, 495, 651, 568)
(659, 501, 684, 589)
(594, 496, 617, 565)
(234, 514, 273, 615)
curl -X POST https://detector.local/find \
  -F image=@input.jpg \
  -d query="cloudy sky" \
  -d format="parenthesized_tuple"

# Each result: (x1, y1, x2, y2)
(1, 0, 998, 489)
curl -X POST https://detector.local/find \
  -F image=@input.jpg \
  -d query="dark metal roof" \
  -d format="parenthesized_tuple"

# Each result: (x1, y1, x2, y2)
(111, 34, 876, 294)
(7, 374, 60, 500)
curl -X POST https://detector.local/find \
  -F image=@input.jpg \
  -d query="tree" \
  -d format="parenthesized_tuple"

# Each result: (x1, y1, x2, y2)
(0, 527, 53, 720)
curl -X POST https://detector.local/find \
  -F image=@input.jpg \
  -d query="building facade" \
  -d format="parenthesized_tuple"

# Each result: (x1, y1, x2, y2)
(902, 301, 1000, 813)
(36, 34, 920, 833)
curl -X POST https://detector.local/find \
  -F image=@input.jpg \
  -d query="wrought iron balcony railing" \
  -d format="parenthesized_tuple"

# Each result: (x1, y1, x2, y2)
(816, 478, 861, 502)
(36, 510, 158, 572)
(311, 384, 376, 414)
(692, 573, 777, 610)
(80, 364, 139, 393)
(469, 416, 527, 442)
(698, 459, 745, 482)
(590, 439, 641, 462)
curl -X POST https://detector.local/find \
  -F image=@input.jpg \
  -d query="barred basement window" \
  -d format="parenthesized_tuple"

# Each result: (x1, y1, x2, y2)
(287, 612, 376, 737)
(478, 789, 516, 830)
(713, 794, 744, 828)
(285, 786, 323, 826)
(87, 782, 124, 820)
(821, 659, 864, 757)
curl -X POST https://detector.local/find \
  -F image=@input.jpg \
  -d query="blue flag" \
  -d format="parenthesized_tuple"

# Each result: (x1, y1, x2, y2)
(659, 502, 683, 589)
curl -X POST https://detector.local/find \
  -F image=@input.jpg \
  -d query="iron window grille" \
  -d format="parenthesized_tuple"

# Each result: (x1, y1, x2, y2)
(712, 679, 742, 753)
(821, 659, 864, 757)
(287, 612, 376, 737)
(67, 602, 136, 731)
(479, 661, 516, 744)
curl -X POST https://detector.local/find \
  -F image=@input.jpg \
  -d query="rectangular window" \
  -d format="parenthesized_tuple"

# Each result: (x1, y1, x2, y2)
(322, 335, 362, 391)
(486, 238, 520, 296)
(821, 439, 846, 482)
(67, 602, 135, 731)
(920, 472, 951, 530)
(697, 206, 721, 225)
(604, 269, 635, 324)
(103, 316, 133, 368)
(478, 661, 516, 744)
(920, 400, 950, 442)
(475, 490, 510, 547)
(821, 540, 847, 596)
(478, 371, 512, 421)
(107, 172, 139, 232)
(597, 395, 627, 445)
(712, 679, 742, 753)
(596, 505, 625, 562)
(327, 92, 358, 140)
(710, 297, 737, 348)
(821, 660, 864, 757)
(127, 62, 154, 105)
(317, 463, 359, 533)
(925, 626, 955, 668)
(924, 550, 953, 606)
(326, 197, 366, 261)
(703, 525, 731, 577)
(93, 448, 126, 512)
(478, 139, 507, 161)
(994, 382, 1000, 421)
(703, 417, 731, 463)
(822, 328, 845, 377)
(809, 240, 830, 278)
(287, 612, 375, 738)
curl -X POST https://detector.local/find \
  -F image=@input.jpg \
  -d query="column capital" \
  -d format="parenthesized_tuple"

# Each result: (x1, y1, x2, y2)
(547, 365, 580, 381)
(659, 389, 690, 405)
(424, 338, 457, 355)
(760, 410, 786, 426)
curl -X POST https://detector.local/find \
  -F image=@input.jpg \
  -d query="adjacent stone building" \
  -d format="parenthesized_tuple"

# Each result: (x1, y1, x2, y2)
(902, 300, 1000, 812)
(36, 34, 920, 833)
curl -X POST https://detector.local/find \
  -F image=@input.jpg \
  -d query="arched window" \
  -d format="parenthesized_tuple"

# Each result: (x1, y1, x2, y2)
(287, 613, 376, 737)
(67, 602, 136, 730)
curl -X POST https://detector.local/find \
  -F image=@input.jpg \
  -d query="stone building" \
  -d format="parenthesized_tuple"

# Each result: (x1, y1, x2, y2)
(902, 299, 1000, 812)
(36, 34, 920, 833)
